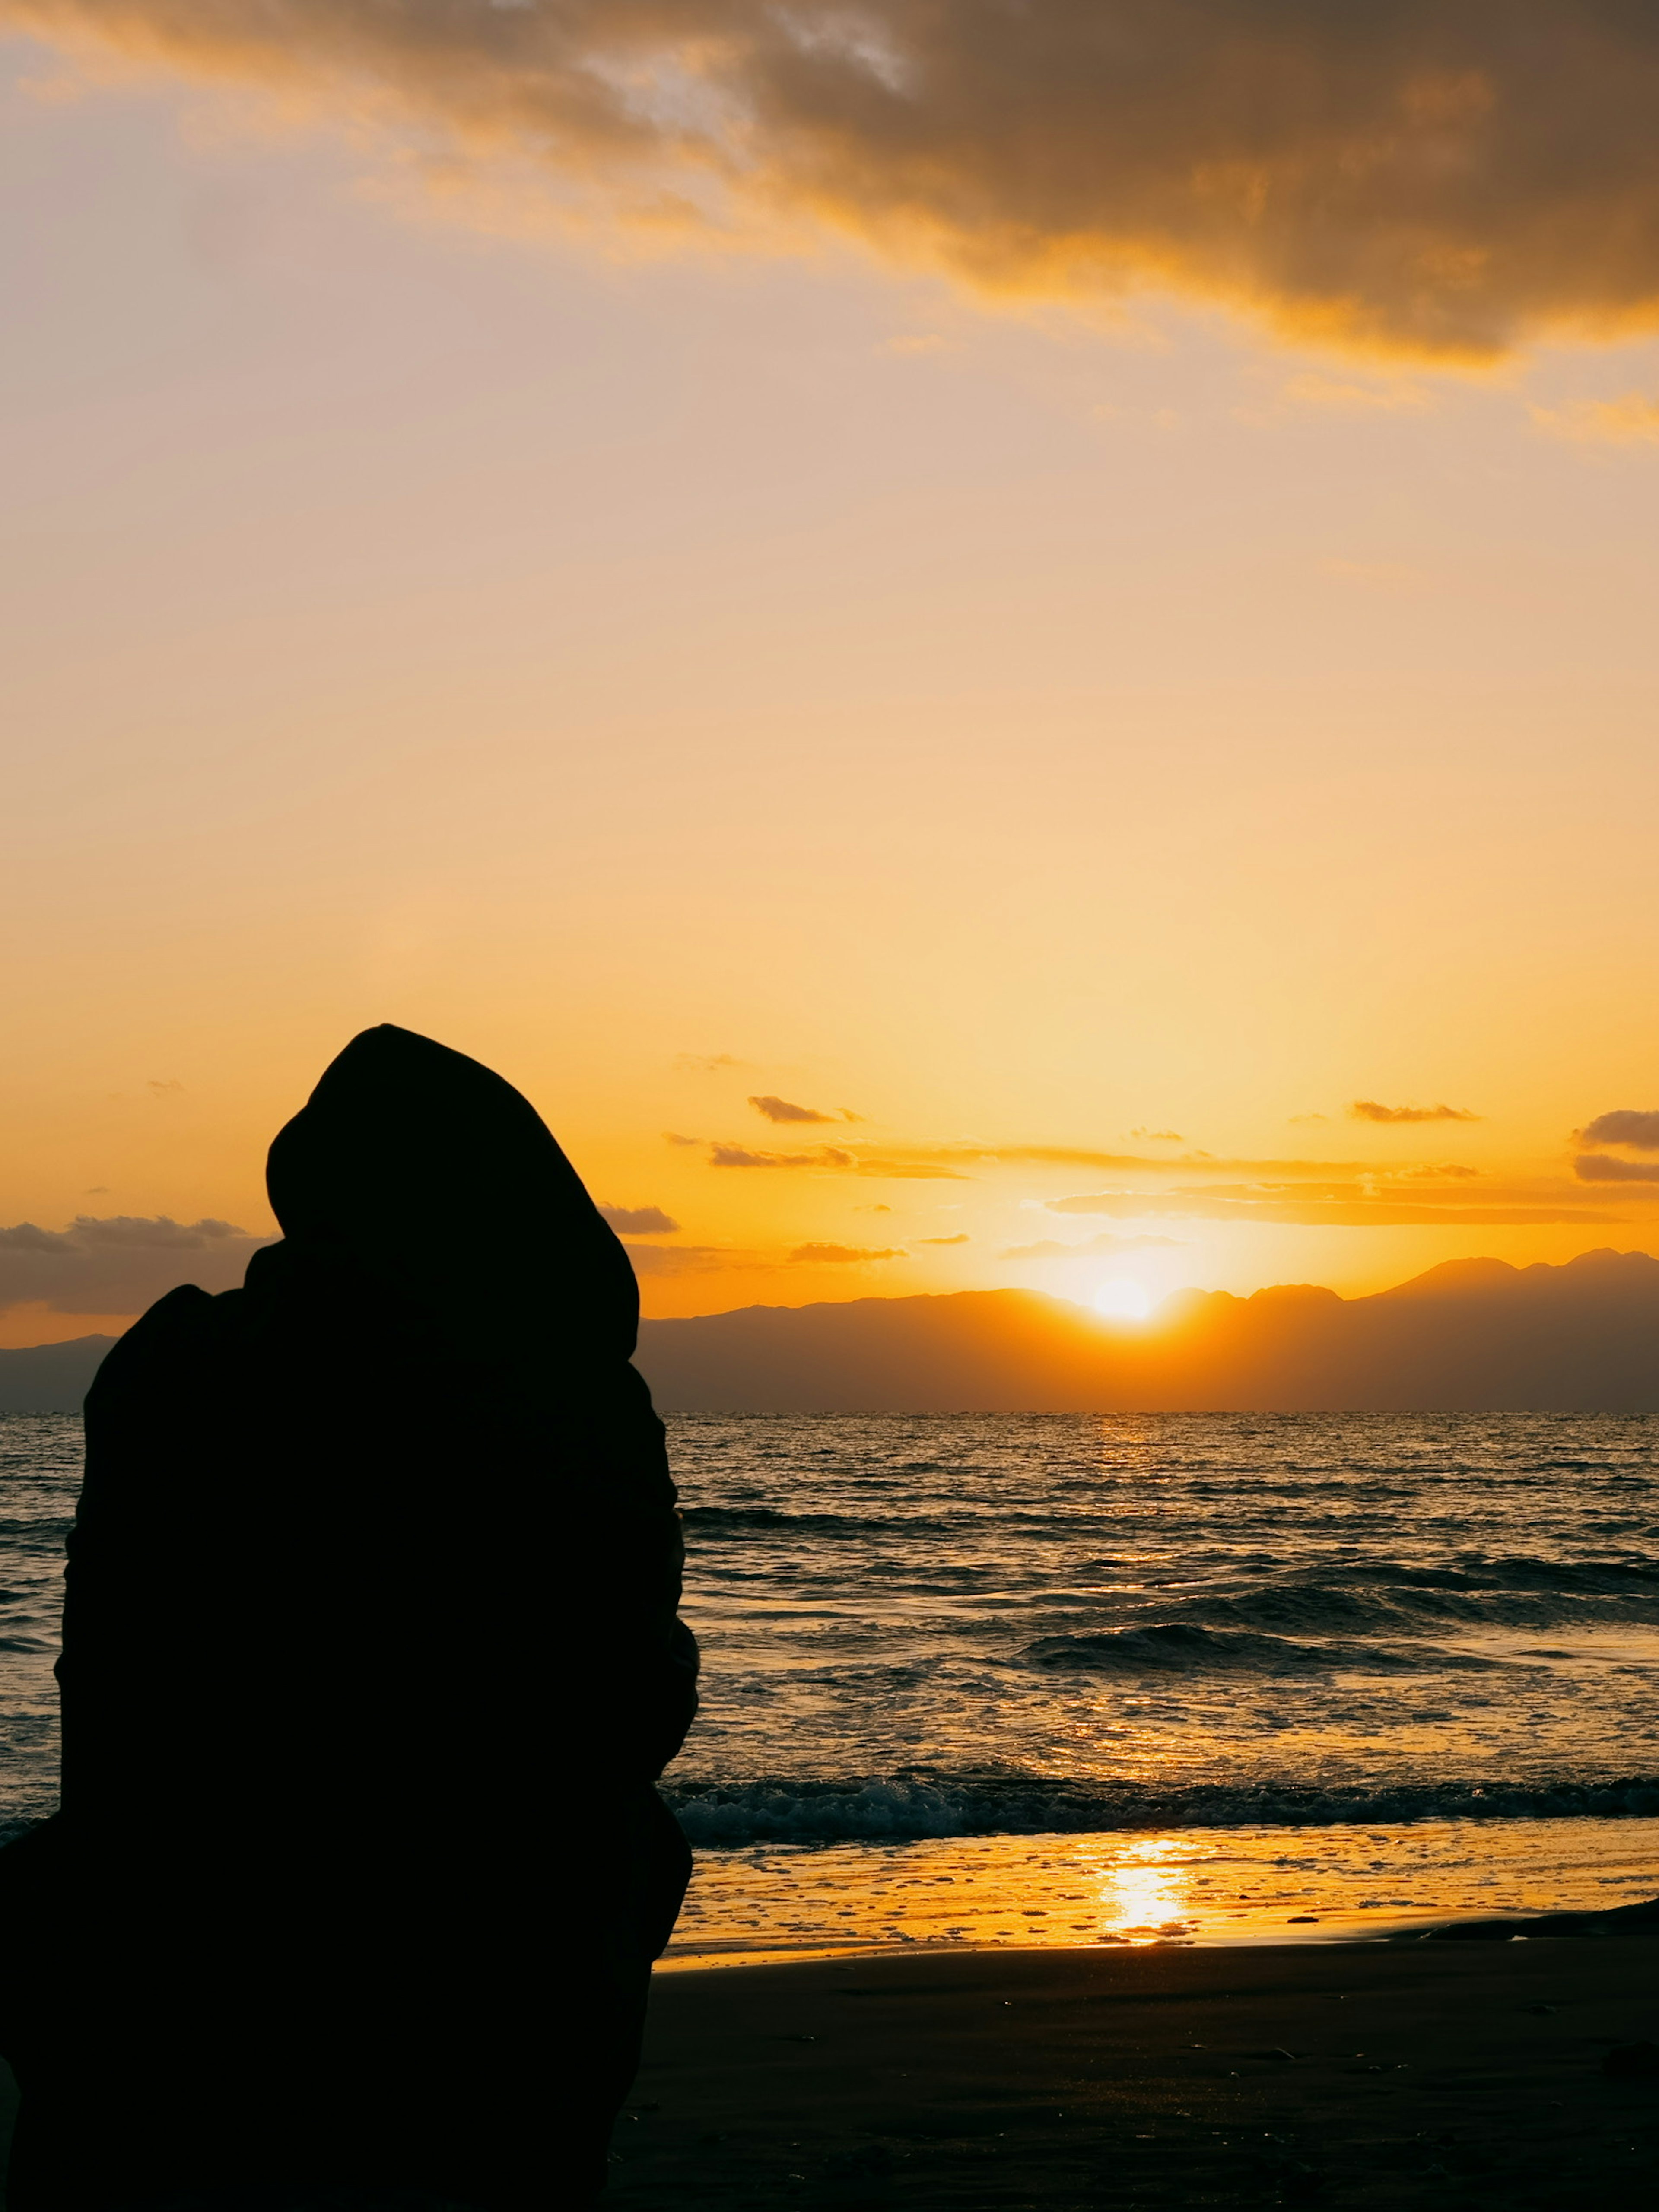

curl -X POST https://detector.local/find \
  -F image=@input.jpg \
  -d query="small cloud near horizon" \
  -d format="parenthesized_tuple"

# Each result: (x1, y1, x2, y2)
(710, 1142, 857, 1170)
(1046, 1186, 1621, 1227)
(600, 1204, 680, 1235)
(1350, 1100, 1480, 1124)
(148, 1080, 184, 1098)
(918, 1233, 970, 1245)
(749, 1094, 862, 1125)
(0, 1214, 271, 1318)
(1574, 1109, 1659, 1152)
(788, 1242, 906, 1263)
(709, 1141, 966, 1179)
(1574, 1156, 1659, 1184)
(1130, 1128, 1184, 1141)
(623, 1242, 752, 1275)
(675, 1053, 748, 1074)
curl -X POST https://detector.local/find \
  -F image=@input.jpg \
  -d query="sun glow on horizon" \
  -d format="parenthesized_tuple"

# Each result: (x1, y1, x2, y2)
(1093, 1278, 1153, 1322)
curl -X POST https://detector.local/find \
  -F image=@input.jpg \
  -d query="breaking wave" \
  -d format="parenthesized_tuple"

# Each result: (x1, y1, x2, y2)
(1015, 1623, 1504, 1675)
(663, 1773, 1659, 1848)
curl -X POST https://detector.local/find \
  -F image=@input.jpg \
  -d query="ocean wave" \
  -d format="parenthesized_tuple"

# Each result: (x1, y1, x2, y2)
(1155, 1582, 1659, 1638)
(661, 1773, 1659, 1847)
(680, 1506, 971, 1536)
(1014, 1623, 1502, 1675)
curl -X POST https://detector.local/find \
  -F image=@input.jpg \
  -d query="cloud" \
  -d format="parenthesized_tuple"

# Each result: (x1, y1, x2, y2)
(707, 1142, 966, 1178)
(21, 3, 1659, 357)
(674, 1053, 748, 1074)
(749, 1094, 844, 1125)
(1350, 1100, 1480, 1123)
(0, 1214, 273, 1316)
(1129, 1128, 1184, 1142)
(917, 1233, 970, 1245)
(1532, 393, 1659, 443)
(708, 1142, 857, 1170)
(1002, 1232, 1188, 1259)
(1044, 1188, 1621, 1228)
(788, 1243, 906, 1263)
(622, 1240, 754, 1274)
(600, 1203, 680, 1234)
(1575, 1109, 1659, 1152)
(146, 1078, 184, 1098)
(1574, 1155, 1659, 1184)
(662, 1131, 702, 1147)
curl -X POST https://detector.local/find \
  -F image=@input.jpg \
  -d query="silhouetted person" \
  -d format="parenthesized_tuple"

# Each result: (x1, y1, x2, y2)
(0, 1025, 697, 2209)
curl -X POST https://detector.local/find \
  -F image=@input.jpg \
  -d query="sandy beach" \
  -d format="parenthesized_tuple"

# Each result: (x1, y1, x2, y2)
(610, 1936, 1659, 2209)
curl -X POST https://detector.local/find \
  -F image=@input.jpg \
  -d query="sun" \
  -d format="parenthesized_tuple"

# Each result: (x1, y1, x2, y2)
(1093, 1277, 1152, 1322)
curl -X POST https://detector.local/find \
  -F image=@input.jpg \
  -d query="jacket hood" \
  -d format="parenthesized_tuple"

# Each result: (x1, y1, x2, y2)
(265, 1024, 638, 1362)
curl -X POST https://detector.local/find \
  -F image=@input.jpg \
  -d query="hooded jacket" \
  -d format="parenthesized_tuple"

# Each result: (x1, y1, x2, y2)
(5, 1026, 697, 2209)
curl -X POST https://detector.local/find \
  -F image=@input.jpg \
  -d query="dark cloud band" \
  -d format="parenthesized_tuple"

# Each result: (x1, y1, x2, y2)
(17, 1, 1659, 354)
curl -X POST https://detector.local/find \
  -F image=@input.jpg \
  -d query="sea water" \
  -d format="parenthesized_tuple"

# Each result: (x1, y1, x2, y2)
(5, 1410, 1658, 1959)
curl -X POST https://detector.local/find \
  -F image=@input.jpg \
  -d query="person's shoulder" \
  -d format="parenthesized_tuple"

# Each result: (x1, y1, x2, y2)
(85, 1281, 244, 1413)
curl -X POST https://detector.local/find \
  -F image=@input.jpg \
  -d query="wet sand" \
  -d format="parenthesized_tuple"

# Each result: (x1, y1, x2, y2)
(610, 1936, 1659, 2208)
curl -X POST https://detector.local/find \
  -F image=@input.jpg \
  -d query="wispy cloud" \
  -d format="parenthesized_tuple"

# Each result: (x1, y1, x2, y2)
(709, 1143, 858, 1170)
(21, 3, 1659, 356)
(1350, 1100, 1480, 1124)
(917, 1233, 970, 1245)
(623, 1241, 758, 1275)
(1532, 393, 1659, 444)
(706, 1141, 966, 1178)
(788, 1242, 906, 1263)
(1574, 1156, 1659, 1184)
(749, 1093, 861, 1125)
(1044, 1187, 1621, 1228)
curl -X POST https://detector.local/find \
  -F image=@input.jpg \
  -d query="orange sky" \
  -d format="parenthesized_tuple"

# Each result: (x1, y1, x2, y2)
(4, 5, 1659, 1344)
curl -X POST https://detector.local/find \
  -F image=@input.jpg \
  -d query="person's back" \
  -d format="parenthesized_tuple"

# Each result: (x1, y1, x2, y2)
(0, 1025, 697, 2209)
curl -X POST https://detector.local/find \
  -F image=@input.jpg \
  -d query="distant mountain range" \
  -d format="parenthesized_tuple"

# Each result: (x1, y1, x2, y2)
(3, 1250, 1656, 1414)
(0, 1335, 120, 1413)
(636, 1249, 1659, 1412)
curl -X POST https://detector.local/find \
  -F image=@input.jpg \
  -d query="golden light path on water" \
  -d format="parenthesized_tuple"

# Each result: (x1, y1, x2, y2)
(661, 1820, 1659, 1970)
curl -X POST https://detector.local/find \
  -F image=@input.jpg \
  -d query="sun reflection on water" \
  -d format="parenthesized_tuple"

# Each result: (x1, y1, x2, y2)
(1096, 1834, 1192, 1942)
(663, 1818, 1659, 1969)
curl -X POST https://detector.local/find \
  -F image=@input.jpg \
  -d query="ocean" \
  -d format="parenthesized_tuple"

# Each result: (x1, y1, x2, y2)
(6, 1410, 1659, 1960)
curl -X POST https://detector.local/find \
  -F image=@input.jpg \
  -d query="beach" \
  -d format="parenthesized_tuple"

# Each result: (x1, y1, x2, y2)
(612, 1936, 1659, 2208)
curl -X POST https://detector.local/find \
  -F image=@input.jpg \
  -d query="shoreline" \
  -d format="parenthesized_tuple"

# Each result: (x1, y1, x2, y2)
(663, 1815, 1659, 1970)
(617, 1934, 1659, 2206)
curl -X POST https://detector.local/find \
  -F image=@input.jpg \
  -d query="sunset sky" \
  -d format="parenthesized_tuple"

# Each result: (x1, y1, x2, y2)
(6, 2, 1659, 1344)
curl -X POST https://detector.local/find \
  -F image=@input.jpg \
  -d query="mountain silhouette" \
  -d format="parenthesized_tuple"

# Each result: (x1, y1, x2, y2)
(6, 1250, 1657, 1415)
(632, 1249, 1659, 1412)
(0, 1338, 119, 1413)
